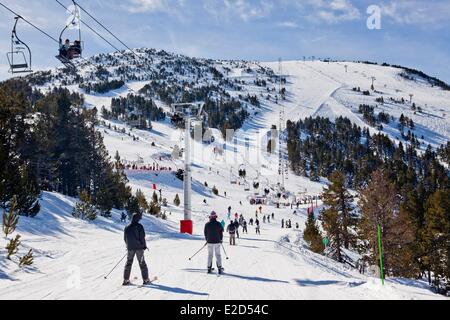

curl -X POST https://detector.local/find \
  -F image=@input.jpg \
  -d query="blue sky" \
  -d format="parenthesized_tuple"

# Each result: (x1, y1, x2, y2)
(0, 0, 449, 83)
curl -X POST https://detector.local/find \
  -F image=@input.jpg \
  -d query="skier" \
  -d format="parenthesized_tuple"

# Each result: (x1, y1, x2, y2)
(249, 218, 254, 226)
(123, 213, 151, 286)
(242, 220, 248, 234)
(228, 206, 232, 215)
(263, 216, 266, 223)
(234, 219, 240, 239)
(259, 206, 263, 214)
(226, 220, 237, 246)
(120, 212, 127, 223)
(271, 212, 274, 220)
(281, 219, 285, 228)
(255, 219, 261, 235)
(296, 222, 299, 229)
(220, 219, 226, 230)
(267, 215, 270, 223)
(204, 211, 224, 274)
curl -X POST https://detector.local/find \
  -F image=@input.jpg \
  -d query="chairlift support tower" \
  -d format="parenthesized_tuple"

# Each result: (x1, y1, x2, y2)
(171, 103, 206, 235)
(278, 58, 287, 191)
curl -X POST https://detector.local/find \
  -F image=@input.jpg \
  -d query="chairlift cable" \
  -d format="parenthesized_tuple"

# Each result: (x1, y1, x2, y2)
(73, 0, 140, 59)
(0, 1, 59, 43)
(55, 0, 123, 54)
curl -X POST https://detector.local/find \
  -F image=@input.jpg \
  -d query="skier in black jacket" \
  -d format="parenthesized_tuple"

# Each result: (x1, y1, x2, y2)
(123, 212, 150, 286)
(204, 211, 224, 274)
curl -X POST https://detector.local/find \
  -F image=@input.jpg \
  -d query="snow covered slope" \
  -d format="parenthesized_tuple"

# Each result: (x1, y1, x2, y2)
(1, 190, 445, 300)
(1, 52, 449, 300)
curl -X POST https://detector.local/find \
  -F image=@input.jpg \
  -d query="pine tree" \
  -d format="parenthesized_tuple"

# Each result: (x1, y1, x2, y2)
(422, 189, 450, 288)
(303, 214, 325, 254)
(321, 207, 343, 262)
(19, 249, 34, 267)
(72, 191, 97, 221)
(358, 169, 416, 277)
(126, 195, 141, 217)
(174, 194, 181, 207)
(135, 189, 149, 213)
(322, 171, 355, 249)
(6, 234, 21, 260)
(2, 196, 19, 239)
(149, 191, 161, 216)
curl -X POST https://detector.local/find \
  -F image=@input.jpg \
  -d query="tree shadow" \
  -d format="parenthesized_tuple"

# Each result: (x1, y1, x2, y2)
(295, 279, 365, 287)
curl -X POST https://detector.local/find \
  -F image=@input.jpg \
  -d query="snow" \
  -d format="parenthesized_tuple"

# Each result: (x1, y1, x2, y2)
(1, 55, 449, 300)
(0, 191, 445, 300)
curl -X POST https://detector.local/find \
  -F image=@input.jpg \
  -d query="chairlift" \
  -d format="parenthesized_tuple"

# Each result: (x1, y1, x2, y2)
(55, 0, 83, 69)
(6, 16, 33, 74)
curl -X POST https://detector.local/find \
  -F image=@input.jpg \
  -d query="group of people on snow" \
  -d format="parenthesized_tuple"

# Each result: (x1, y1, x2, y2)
(121, 201, 303, 285)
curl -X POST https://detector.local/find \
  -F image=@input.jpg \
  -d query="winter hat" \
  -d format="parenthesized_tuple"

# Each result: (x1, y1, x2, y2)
(132, 212, 142, 223)
(209, 211, 218, 219)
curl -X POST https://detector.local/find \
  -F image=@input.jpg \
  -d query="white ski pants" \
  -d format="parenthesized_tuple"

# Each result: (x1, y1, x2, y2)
(207, 243, 222, 269)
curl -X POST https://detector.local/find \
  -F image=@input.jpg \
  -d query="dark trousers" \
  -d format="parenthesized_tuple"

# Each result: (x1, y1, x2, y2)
(124, 250, 149, 281)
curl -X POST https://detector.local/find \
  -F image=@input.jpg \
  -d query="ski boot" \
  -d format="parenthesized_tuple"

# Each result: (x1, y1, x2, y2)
(207, 267, 213, 274)
(122, 280, 131, 286)
(218, 267, 224, 275)
(143, 279, 152, 286)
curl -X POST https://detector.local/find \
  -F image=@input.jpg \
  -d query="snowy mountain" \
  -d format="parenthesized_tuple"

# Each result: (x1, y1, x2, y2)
(1, 49, 449, 300)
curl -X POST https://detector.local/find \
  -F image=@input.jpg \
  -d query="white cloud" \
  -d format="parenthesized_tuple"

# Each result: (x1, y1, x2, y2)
(126, 0, 184, 13)
(305, 0, 361, 23)
(380, 0, 450, 26)
(203, 0, 273, 22)
(277, 21, 298, 28)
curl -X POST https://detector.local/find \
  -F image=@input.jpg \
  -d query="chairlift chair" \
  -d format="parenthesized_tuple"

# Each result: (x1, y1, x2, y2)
(6, 16, 33, 74)
(56, 0, 83, 69)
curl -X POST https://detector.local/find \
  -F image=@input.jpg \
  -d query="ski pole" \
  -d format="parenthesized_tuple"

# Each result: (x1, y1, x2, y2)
(188, 243, 207, 261)
(104, 252, 128, 279)
(221, 243, 229, 260)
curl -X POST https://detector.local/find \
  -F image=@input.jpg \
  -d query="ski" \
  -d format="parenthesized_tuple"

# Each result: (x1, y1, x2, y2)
(138, 276, 158, 288)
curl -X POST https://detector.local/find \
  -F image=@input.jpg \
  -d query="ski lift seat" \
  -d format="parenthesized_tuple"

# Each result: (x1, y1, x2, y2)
(11, 63, 29, 69)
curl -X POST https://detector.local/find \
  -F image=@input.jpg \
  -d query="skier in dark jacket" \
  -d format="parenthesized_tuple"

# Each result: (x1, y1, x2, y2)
(226, 221, 237, 245)
(123, 213, 150, 286)
(242, 220, 248, 234)
(255, 219, 261, 235)
(233, 219, 240, 239)
(204, 211, 224, 274)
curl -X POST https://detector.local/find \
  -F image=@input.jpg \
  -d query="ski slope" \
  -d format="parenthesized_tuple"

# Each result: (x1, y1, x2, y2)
(1, 57, 449, 300)
(0, 191, 445, 300)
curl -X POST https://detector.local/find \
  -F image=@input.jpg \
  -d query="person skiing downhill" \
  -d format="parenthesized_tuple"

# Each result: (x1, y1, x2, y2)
(204, 211, 224, 274)
(242, 220, 248, 234)
(123, 213, 150, 286)
(233, 219, 240, 239)
(227, 220, 237, 245)
(255, 219, 261, 235)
